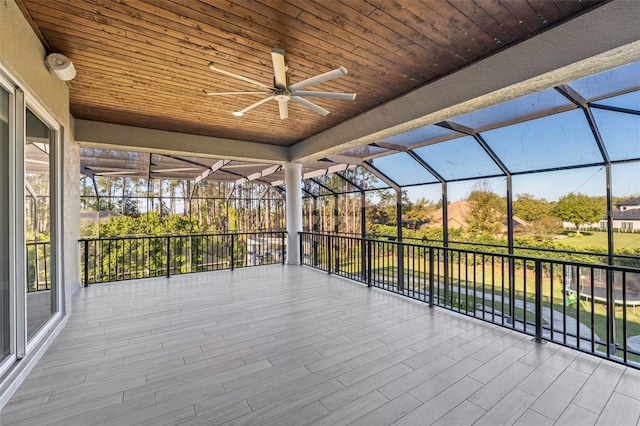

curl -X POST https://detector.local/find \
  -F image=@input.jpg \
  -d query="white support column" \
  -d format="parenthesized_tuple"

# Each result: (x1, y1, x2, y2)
(285, 163, 302, 265)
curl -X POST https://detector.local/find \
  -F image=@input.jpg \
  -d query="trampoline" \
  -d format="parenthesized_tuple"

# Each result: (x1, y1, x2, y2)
(566, 265, 640, 307)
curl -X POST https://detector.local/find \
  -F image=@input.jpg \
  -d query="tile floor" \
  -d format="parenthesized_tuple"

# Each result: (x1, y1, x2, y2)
(2, 265, 639, 425)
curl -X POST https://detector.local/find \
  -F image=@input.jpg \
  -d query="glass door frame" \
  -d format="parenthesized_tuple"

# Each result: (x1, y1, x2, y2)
(0, 71, 17, 375)
(22, 93, 63, 355)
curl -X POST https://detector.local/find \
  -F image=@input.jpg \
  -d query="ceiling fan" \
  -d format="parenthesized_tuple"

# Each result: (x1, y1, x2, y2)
(204, 48, 356, 120)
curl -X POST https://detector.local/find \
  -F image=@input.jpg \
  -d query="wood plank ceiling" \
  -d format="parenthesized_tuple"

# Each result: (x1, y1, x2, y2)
(18, 0, 604, 147)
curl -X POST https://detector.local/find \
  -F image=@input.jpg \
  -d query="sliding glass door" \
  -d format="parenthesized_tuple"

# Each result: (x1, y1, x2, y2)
(0, 70, 62, 378)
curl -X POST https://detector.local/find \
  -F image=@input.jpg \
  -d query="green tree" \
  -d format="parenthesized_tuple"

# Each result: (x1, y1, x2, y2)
(527, 216, 564, 237)
(367, 190, 397, 226)
(465, 182, 505, 235)
(513, 193, 554, 222)
(403, 197, 436, 230)
(120, 198, 140, 217)
(98, 212, 199, 237)
(553, 192, 604, 234)
(513, 193, 563, 238)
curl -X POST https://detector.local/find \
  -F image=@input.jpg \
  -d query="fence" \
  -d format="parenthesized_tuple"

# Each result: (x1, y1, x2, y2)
(79, 231, 286, 285)
(300, 231, 640, 368)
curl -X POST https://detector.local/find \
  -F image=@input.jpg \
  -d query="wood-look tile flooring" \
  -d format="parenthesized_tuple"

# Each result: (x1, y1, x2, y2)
(2, 265, 640, 425)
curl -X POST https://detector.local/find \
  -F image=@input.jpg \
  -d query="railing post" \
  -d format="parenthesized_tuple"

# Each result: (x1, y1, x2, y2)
(334, 234, 339, 274)
(230, 233, 235, 271)
(188, 235, 192, 273)
(509, 257, 516, 326)
(443, 248, 449, 306)
(114, 240, 119, 281)
(428, 247, 434, 307)
(327, 234, 332, 274)
(607, 268, 616, 356)
(361, 236, 367, 282)
(83, 239, 89, 287)
(398, 242, 404, 294)
(534, 259, 543, 343)
(166, 236, 171, 278)
(367, 239, 372, 287)
(313, 233, 319, 267)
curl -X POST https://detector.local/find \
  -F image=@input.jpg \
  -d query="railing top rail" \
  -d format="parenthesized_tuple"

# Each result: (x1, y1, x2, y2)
(79, 230, 287, 242)
(301, 231, 639, 261)
(370, 233, 637, 259)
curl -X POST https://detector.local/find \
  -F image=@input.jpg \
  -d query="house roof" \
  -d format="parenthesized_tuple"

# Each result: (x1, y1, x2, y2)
(612, 209, 640, 220)
(616, 197, 640, 207)
(429, 200, 469, 229)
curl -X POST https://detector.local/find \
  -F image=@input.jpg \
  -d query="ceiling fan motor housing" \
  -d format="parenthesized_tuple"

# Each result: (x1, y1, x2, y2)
(274, 89, 291, 102)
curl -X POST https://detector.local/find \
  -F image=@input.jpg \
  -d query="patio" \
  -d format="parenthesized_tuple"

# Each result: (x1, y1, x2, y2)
(2, 265, 640, 425)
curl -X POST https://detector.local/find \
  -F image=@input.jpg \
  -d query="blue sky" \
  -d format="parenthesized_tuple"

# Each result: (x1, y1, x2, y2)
(370, 62, 640, 204)
(371, 87, 639, 203)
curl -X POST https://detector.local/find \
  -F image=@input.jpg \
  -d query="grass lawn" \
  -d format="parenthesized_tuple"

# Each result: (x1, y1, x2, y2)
(557, 231, 640, 251)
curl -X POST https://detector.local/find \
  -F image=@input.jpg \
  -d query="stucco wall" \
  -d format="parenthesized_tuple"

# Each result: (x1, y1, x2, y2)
(0, 0, 81, 306)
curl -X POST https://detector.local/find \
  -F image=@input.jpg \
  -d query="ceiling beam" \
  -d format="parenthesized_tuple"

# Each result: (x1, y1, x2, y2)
(195, 159, 230, 184)
(75, 120, 288, 164)
(235, 164, 281, 184)
(437, 120, 474, 136)
(289, 1, 640, 163)
(303, 169, 329, 180)
(327, 163, 353, 174)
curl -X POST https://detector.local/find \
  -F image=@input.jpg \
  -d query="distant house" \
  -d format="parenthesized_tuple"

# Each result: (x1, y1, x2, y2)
(597, 197, 640, 232)
(428, 200, 470, 230)
(426, 200, 529, 233)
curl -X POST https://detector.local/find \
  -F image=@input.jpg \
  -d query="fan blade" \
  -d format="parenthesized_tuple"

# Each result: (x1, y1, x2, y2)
(233, 95, 275, 116)
(288, 66, 348, 92)
(290, 96, 329, 116)
(290, 91, 356, 100)
(204, 91, 272, 96)
(208, 62, 273, 90)
(278, 100, 289, 120)
(271, 48, 287, 89)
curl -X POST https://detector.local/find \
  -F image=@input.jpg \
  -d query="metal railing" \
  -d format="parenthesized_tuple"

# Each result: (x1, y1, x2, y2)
(80, 231, 286, 285)
(300, 232, 640, 368)
(26, 241, 51, 292)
